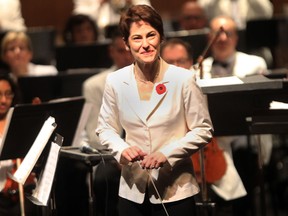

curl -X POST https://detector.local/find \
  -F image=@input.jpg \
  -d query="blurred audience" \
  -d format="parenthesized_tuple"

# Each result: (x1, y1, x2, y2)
(73, 0, 151, 40)
(63, 14, 99, 45)
(0, 0, 26, 32)
(198, 0, 273, 29)
(178, 1, 208, 30)
(1, 31, 57, 80)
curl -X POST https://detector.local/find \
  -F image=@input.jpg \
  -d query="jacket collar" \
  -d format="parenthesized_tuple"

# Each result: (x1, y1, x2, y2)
(122, 59, 170, 124)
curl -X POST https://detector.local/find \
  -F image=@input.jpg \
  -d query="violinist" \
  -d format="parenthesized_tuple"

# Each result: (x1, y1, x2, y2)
(0, 74, 37, 216)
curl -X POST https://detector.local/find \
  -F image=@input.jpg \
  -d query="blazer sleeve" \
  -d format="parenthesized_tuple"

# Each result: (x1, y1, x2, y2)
(96, 74, 129, 162)
(159, 74, 214, 167)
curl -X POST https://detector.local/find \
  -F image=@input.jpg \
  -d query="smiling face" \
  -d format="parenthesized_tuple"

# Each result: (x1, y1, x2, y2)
(127, 20, 161, 66)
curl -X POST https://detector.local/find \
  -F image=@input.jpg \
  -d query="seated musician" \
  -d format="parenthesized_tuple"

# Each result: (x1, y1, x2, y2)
(199, 15, 272, 216)
(0, 74, 37, 216)
(1, 31, 58, 81)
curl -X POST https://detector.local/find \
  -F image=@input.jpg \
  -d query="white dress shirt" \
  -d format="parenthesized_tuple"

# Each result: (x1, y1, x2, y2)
(0, 0, 26, 31)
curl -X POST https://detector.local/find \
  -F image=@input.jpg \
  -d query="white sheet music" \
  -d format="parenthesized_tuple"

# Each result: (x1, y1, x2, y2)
(30, 138, 62, 206)
(71, 102, 92, 147)
(270, 101, 288, 109)
(11, 116, 57, 185)
(197, 76, 243, 87)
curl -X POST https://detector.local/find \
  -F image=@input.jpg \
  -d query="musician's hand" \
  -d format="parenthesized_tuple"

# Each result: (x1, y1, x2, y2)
(32, 97, 42, 105)
(120, 146, 147, 165)
(140, 152, 167, 169)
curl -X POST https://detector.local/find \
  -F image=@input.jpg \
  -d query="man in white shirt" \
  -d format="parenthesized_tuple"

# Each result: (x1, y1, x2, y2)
(201, 15, 267, 78)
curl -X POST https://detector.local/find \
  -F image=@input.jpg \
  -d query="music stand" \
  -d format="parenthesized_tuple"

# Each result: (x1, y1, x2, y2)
(60, 147, 113, 216)
(55, 41, 113, 71)
(201, 76, 288, 216)
(0, 96, 86, 161)
(17, 70, 101, 103)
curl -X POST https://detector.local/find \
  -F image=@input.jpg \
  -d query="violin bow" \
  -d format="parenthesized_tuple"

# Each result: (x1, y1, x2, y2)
(194, 26, 224, 79)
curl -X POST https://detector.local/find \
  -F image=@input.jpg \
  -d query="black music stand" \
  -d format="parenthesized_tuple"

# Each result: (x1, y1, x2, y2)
(55, 41, 113, 71)
(249, 109, 288, 216)
(200, 75, 288, 216)
(17, 71, 102, 103)
(0, 97, 86, 158)
(0, 97, 87, 216)
(60, 146, 113, 216)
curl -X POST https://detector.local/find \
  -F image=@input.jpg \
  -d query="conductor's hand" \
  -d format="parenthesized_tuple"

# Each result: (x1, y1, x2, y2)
(120, 146, 147, 165)
(140, 152, 167, 169)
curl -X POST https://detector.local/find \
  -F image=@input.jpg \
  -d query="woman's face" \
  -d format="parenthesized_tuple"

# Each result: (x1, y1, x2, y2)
(127, 20, 161, 65)
(0, 80, 14, 117)
(3, 39, 32, 69)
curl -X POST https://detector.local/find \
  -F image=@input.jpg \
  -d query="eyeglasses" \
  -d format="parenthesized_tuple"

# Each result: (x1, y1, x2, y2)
(211, 30, 236, 38)
(166, 58, 190, 66)
(0, 91, 14, 99)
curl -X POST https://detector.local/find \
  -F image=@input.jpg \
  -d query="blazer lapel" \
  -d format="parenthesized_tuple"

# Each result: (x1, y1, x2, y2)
(122, 67, 147, 124)
(146, 83, 168, 121)
(122, 63, 170, 123)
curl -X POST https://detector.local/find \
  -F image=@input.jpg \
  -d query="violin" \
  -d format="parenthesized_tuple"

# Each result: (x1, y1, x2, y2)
(191, 137, 227, 184)
(2, 159, 36, 202)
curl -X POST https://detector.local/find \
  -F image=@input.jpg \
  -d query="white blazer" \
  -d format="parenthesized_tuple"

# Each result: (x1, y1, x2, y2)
(96, 62, 213, 204)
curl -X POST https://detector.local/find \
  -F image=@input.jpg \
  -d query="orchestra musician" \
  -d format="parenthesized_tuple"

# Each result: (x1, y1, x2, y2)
(0, 74, 37, 216)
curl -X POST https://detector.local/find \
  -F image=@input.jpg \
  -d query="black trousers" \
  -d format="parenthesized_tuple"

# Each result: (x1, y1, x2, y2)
(118, 194, 197, 216)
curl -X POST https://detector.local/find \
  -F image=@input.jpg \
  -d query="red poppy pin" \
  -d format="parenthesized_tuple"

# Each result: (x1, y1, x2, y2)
(156, 83, 166, 95)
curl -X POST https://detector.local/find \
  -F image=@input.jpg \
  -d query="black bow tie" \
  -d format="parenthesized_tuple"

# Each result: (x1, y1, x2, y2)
(212, 60, 229, 68)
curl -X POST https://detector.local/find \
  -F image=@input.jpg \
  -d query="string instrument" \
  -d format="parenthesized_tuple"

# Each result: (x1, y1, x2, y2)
(191, 137, 227, 184)
(192, 26, 226, 204)
(2, 159, 36, 202)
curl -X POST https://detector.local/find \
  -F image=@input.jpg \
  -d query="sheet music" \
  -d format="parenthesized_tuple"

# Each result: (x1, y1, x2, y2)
(270, 101, 288, 109)
(71, 102, 93, 147)
(10, 116, 57, 185)
(196, 76, 243, 87)
(29, 134, 63, 206)
(0, 107, 14, 154)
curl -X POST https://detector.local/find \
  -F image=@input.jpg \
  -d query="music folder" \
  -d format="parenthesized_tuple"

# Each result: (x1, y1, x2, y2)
(0, 96, 87, 161)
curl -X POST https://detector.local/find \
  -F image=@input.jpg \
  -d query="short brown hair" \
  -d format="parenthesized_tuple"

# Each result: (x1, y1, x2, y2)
(119, 5, 164, 43)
